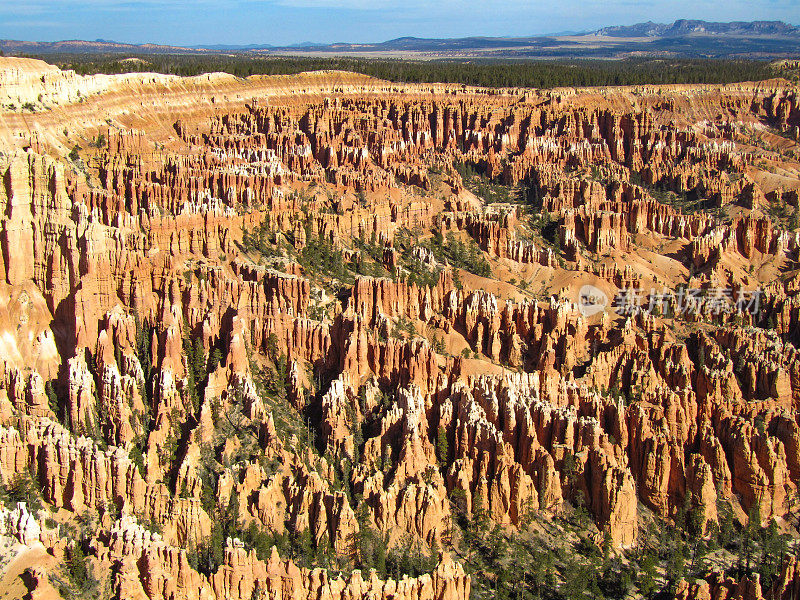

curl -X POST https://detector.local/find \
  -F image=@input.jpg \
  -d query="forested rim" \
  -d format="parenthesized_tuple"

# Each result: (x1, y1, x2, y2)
(10, 52, 780, 88)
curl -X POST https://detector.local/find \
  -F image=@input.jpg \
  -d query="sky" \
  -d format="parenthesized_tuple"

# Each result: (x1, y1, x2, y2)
(0, 0, 799, 47)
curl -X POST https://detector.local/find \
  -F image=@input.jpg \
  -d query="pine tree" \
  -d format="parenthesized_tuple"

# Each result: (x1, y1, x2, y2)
(428, 537, 440, 572)
(8, 472, 42, 511)
(273, 354, 288, 400)
(759, 519, 787, 587)
(192, 337, 207, 383)
(208, 347, 223, 373)
(637, 549, 658, 597)
(204, 521, 225, 574)
(135, 315, 152, 382)
(521, 495, 536, 527)
(354, 501, 374, 569)
(739, 502, 762, 576)
(375, 531, 388, 578)
(298, 528, 314, 567)
(436, 426, 448, 467)
(266, 333, 280, 359)
(46, 380, 61, 423)
(66, 542, 93, 591)
(315, 532, 331, 568)
(473, 491, 489, 537)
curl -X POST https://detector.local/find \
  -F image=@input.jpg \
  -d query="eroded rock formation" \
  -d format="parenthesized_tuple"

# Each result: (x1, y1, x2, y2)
(1, 56, 800, 599)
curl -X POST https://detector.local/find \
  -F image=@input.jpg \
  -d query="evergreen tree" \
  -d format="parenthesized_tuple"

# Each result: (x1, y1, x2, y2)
(297, 528, 314, 567)
(193, 337, 207, 384)
(375, 531, 388, 578)
(266, 333, 280, 359)
(7, 472, 42, 512)
(637, 549, 659, 597)
(208, 347, 224, 373)
(759, 519, 788, 587)
(739, 502, 762, 576)
(46, 380, 61, 423)
(436, 426, 448, 467)
(66, 542, 96, 592)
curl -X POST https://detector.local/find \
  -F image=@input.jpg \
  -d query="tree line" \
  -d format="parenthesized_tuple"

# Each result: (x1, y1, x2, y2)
(21, 53, 777, 89)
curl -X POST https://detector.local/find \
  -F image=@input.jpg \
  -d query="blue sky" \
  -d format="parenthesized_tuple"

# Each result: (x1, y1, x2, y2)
(0, 0, 798, 47)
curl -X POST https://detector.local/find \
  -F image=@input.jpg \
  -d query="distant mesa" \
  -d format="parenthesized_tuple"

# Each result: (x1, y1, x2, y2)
(593, 19, 800, 38)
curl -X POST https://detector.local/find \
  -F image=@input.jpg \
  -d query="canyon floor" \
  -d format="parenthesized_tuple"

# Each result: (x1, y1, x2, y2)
(1, 57, 800, 600)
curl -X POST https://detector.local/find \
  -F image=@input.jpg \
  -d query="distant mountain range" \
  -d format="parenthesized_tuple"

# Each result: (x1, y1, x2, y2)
(0, 39, 205, 55)
(593, 19, 799, 38)
(2, 20, 799, 60)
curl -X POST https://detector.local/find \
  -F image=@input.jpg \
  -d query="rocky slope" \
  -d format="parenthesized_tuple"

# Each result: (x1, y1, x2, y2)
(0, 57, 800, 599)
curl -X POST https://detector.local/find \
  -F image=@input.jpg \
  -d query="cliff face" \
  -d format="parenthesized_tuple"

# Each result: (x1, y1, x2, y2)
(1, 57, 800, 599)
